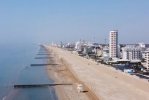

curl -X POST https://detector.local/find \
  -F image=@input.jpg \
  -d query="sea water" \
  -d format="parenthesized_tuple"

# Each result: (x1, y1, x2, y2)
(0, 44, 58, 100)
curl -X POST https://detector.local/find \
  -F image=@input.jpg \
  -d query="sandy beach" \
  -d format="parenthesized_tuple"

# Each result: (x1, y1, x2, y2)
(45, 48, 92, 100)
(45, 45, 149, 100)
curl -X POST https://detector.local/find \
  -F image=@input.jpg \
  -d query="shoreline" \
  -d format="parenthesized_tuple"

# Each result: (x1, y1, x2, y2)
(45, 47, 91, 100)
(45, 45, 149, 100)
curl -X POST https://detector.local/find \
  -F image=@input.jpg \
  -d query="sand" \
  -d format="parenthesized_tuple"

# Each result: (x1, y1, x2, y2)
(45, 48, 91, 100)
(45, 46, 149, 100)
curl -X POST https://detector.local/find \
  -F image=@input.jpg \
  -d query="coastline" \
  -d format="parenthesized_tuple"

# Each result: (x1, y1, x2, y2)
(45, 45, 149, 100)
(45, 46, 91, 100)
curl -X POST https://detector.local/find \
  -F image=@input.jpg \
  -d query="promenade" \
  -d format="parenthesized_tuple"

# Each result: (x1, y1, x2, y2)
(46, 46, 149, 100)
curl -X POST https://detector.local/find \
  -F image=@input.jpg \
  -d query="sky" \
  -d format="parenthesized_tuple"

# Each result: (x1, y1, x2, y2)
(0, 0, 149, 45)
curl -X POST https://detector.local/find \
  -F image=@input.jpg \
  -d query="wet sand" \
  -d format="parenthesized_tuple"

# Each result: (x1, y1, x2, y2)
(45, 48, 92, 100)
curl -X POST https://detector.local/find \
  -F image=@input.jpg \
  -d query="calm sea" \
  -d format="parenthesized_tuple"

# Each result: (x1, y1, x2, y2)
(0, 44, 58, 100)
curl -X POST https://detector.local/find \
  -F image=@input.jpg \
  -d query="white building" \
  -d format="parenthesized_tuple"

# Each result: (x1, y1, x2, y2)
(75, 41, 85, 51)
(109, 30, 118, 58)
(118, 45, 122, 58)
(102, 46, 109, 57)
(138, 42, 146, 48)
(122, 45, 142, 61)
(142, 49, 149, 69)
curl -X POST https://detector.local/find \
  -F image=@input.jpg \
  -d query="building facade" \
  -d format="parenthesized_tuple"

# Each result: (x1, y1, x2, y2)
(122, 46, 142, 61)
(143, 50, 149, 69)
(109, 30, 118, 58)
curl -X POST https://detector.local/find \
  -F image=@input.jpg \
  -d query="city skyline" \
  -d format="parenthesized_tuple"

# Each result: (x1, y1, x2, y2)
(0, 0, 149, 45)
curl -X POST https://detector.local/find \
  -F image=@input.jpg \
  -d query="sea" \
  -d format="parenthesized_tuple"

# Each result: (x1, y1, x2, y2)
(0, 43, 58, 100)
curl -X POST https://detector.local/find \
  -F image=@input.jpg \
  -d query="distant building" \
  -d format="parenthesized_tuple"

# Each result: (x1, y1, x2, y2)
(122, 45, 142, 61)
(102, 46, 109, 57)
(75, 41, 86, 51)
(118, 45, 122, 58)
(109, 30, 118, 58)
(138, 42, 146, 48)
(101, 46, 109, 63)
(142, 49, 149, 69)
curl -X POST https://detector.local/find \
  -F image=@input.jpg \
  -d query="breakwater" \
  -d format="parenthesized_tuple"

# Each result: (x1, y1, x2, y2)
(3, 45, 58, 100)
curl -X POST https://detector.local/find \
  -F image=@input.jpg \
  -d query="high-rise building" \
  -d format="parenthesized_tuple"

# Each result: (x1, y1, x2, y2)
(109, 30, 118, 58)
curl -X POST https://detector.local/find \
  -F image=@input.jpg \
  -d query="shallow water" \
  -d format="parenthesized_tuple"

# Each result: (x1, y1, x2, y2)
(0, 44, 58, 100)
(11, 87, 57, 100)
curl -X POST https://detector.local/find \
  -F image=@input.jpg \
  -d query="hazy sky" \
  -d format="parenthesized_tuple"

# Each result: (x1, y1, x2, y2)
(0, 0, 149, 45)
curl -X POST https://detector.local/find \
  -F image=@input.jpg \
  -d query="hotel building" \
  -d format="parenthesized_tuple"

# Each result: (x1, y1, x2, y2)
(143, 50, 149, 69)
(109, 30, 118, 58)
(122, 46, 142, 61)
